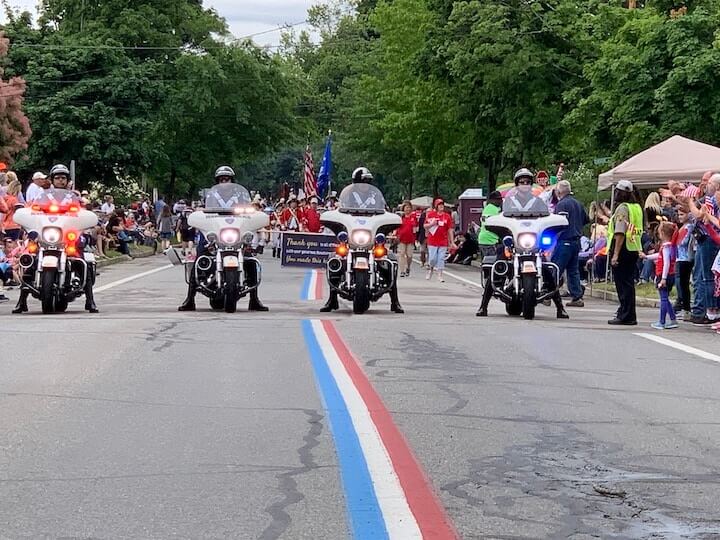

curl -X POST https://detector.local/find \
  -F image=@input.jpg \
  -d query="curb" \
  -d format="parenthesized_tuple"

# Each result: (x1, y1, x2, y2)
(588, 287, 660, 309)
(96, 249, 157, 269)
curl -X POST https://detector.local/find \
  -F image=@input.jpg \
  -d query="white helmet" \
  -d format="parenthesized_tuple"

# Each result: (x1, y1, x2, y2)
(214, 165, 236, 183)
(352, 167, 373, 184)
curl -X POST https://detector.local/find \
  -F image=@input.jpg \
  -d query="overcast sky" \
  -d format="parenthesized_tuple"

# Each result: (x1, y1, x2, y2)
(0, 0, 315, 47)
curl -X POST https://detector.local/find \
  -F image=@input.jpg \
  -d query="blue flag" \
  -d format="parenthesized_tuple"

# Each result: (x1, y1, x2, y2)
(317, 134, 332, 199)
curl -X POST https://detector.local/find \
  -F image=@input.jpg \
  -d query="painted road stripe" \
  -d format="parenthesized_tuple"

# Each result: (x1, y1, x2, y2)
(412, 258, 482, 288)
(301, 269, 324, 300)
(635, 333, 720, 364)
(303, 319, 457, 539)
(95, 264, 173, 293)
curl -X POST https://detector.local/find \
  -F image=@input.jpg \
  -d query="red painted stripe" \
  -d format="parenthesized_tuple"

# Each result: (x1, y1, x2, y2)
(314, 269, 324, 300)
(321, 320, 458, 539)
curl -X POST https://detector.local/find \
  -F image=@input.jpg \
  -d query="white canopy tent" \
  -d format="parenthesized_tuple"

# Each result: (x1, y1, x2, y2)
(598, 135, 720, 190)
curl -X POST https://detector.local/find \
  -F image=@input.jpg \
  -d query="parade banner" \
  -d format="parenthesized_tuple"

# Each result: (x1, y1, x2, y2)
(281, 231, 336, 267)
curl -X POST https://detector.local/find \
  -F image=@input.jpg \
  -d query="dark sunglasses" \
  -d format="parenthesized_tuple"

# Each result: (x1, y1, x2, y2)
(517, 178, 533, 185)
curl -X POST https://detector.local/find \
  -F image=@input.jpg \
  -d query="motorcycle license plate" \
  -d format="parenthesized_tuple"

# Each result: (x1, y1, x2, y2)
(41, 255, 59, 268)
(353, 257, 369, 270)
(521, 261, 536, 273)
(223, 256, 240, 268)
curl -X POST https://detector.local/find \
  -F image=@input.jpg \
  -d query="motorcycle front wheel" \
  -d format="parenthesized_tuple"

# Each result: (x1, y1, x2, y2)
(40, 269, 57, 314)
(353, 270, 371, 314)
(223, 269, 239, 313)
(522, 273, 537, 320)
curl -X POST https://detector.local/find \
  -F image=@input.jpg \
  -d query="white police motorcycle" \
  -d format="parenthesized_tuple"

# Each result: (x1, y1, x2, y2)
(172, 183, 269, 313)
(319, 183, 403, 314)
(13, 189, 99, 314)
(482, 197, 568, 320)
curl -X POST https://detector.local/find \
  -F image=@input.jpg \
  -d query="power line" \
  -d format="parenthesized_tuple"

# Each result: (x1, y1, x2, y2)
(5, 20, 308, 51)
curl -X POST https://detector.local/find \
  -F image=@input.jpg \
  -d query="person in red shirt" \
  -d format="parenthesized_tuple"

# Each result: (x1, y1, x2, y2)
(424, 198, 454, 282)
(280, 198, 304, 231)
(303, 197, 323, 233)
(396, 201, 417, 277)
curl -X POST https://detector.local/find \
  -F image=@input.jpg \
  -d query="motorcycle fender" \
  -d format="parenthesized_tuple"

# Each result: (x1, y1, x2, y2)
(223, 255, 240, 268)
(41, 255, 59, 269)
(521, 261, 536, 274)
(353, 257, 369, 270)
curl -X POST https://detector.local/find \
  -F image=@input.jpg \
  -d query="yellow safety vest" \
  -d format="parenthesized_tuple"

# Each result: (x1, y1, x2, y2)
(607, 202, 643, 252)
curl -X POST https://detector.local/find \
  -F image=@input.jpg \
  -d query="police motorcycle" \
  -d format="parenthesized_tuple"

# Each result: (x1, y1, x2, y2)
(480, 168, 569, 320)
(174, 167, 270, 313)
(319, 167, 404, 314)
(13, 169, 99, 314)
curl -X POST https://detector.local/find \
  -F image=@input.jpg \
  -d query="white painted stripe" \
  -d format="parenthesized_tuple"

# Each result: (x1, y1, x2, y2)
(308, 269, 318, 300)
(635, 332, 720, 364)
(95, 264, 174, 293)
(311, 320, 422, 539)
(412, 258, 482, 288)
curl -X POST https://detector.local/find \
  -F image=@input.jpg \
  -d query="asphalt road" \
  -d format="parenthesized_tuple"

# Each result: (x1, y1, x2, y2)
(1, 253, 719, 539)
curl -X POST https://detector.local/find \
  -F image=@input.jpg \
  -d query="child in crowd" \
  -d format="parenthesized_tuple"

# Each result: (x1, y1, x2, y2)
(651, 221, 679, 330)
(673, 204, 694, 320)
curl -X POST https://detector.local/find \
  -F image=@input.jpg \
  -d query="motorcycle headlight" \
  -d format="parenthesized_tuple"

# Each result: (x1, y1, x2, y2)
(350, 229, 372, 247)
(219, 228, 240, 245)
(42, 227, 63, 244)
(517, 233, 537, 249)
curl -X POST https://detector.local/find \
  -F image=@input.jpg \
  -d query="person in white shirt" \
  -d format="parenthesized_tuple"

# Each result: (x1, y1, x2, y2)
(25, 171, 49, 202)
(100, 195, 115, 215)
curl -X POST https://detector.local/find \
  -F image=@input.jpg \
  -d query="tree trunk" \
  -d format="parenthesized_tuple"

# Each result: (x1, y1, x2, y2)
(486, 158, 498, 193)
(169, 166, 177, 198)
(407, 177, 414, 199)
(432, 177, 439, 198)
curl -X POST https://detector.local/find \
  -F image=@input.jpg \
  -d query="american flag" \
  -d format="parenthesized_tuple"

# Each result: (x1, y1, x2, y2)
(303, 145, 317, 199)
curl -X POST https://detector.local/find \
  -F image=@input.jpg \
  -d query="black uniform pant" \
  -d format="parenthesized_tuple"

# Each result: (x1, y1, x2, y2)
(612, 250, 638, 323)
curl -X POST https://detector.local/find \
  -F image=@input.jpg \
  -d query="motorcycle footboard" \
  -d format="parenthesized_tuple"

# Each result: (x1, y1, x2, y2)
(537, 262, 561, 301)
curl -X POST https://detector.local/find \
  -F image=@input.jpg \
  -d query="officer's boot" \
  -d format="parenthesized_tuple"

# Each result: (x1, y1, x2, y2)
(12, 289, 29, 314)
(553, 291, 569, 319)
(476, 273, 493, 317)
(389, 284, 404, 314)
(178, 274, 197, 311)
(85, 265, 99, 313)
(244, 259, 269, 311)
(320, 290, 339, 312)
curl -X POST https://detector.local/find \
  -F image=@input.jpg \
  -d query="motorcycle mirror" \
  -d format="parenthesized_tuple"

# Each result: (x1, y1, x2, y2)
(502, 236, 514, 248)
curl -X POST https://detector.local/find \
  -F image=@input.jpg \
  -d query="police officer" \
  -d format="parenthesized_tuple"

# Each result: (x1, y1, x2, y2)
(320, 167, 404, 313)
(607, 180, 643, 325)
(178, 166, 269, 312)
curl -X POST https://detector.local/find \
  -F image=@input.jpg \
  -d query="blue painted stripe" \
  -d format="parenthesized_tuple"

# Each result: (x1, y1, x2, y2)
(301, 320, 388, 540)
(301, 270, 312, 300)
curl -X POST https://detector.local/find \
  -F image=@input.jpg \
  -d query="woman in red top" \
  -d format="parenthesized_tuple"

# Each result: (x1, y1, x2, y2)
(424, 198, 454, 282)
(396, 201, 417, 277)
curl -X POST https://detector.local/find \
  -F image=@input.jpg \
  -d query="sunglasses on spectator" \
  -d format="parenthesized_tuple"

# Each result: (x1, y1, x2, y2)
(517, 178, 533, 185)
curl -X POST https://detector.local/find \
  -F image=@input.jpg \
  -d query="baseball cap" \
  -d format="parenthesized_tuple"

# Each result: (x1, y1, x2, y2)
(615, 180, 633, 192)
(32, 171, 47, 180)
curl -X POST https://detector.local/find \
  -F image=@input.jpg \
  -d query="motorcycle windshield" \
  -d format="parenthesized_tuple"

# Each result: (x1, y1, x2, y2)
(203, 183, 252, 212)
(36, 189, 81, 208)
(338, 185, 387, 214)
(502, 191, 550, 217)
